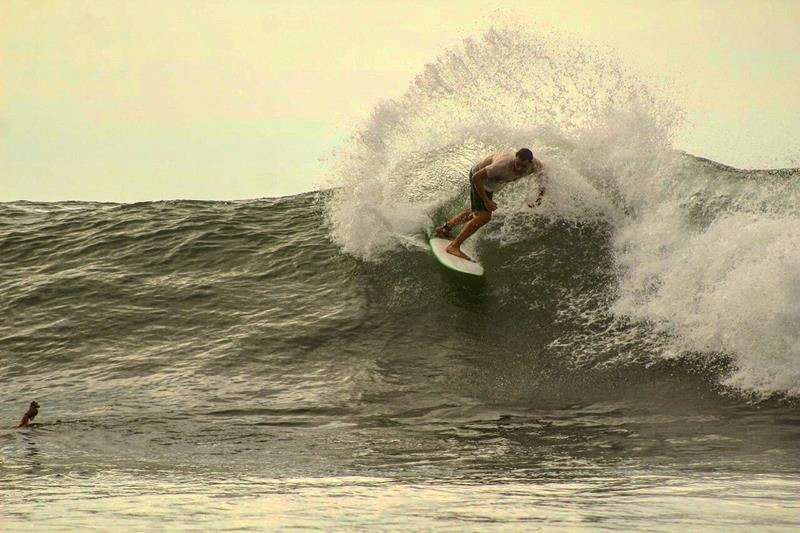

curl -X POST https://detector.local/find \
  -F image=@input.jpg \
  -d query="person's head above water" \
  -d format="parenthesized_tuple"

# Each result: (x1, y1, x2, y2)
(17, 400, 40, 428)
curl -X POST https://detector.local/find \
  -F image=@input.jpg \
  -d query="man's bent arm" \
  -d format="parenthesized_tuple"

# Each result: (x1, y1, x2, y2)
(470, 168, 493, 206)
(529, 168, 548, 207)
(532, 182, 546, 206)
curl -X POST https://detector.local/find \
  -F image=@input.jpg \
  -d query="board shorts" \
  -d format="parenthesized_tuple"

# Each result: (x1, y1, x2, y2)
(469, 167, 494, 213)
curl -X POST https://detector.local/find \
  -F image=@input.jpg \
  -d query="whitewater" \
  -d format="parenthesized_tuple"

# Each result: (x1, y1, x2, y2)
(2, 29, 799, 530)
(325, 28, 800, 399)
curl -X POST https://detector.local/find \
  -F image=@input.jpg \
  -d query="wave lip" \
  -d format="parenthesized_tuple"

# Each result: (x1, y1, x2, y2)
(320, 27, 800, 399)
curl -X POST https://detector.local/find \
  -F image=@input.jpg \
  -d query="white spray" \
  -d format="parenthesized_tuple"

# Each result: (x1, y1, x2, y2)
(323, 28, 800, 398)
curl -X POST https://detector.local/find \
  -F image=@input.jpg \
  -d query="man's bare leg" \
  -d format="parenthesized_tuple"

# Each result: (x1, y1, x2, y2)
(446, 210, 491, 261)
(434, 208, 473, 239)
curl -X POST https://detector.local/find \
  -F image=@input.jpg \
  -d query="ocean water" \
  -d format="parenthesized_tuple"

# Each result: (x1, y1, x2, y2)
(3, 29, 800, 531)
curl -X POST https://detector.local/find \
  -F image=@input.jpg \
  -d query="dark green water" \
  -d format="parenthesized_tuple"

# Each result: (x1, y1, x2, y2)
(2, 192, 799, 530)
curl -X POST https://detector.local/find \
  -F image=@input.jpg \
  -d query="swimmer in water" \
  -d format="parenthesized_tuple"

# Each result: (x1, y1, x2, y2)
(17, 401, 40, 428)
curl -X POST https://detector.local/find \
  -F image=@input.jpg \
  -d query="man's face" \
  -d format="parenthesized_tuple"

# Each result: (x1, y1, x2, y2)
(514, 156, 533, 173)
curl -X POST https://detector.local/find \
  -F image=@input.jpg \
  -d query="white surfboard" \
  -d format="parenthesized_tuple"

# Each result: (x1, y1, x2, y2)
(429, 237, 484, 276)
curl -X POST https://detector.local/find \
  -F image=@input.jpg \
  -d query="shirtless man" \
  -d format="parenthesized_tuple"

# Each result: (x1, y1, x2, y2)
(435, 148, 545, 261)
(17, 401, 39, 428)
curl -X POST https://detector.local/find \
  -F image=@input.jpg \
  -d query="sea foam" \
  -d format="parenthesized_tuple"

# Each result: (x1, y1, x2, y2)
(323, 28, 800, 398)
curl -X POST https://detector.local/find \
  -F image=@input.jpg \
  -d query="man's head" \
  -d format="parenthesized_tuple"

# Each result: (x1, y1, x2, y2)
(514, 148, 535, 173)
(516, 148, 534, 161)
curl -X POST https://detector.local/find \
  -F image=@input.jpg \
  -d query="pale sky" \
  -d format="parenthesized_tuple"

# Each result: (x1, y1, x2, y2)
(2, 0, 798, 202)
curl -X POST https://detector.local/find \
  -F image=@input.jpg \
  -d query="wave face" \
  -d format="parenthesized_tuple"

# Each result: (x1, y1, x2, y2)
(323, 29, 800, 398)
(3, 27, 799, 532)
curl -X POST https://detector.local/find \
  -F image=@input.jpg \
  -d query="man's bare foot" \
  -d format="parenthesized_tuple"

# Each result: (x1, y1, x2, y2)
(434, 226, 453, 239)
(446, 244, 473, 261)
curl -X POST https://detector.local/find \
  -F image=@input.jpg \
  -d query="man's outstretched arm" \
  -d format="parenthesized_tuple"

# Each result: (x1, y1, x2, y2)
(528, 164, 547, 207)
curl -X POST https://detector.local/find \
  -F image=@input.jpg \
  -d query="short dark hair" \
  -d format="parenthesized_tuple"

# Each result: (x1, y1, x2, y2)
(516, 148, 534, 161)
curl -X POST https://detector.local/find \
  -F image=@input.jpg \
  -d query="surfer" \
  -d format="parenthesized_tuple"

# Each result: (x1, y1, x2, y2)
(435, 148, 545, 261)
(17, 400, 40, 428)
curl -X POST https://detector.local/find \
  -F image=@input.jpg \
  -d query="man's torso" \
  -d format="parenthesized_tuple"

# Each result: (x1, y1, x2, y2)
(472, 152, 531, 192)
